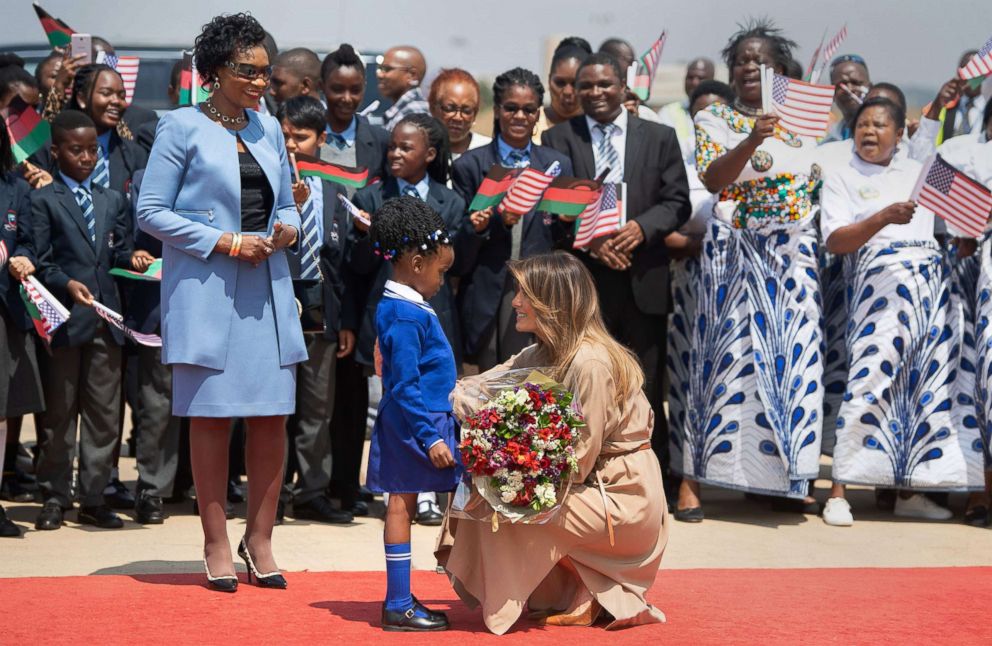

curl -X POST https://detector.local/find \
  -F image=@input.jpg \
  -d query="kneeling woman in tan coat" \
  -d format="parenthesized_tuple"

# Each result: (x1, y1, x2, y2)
(438, 251, 669, 634)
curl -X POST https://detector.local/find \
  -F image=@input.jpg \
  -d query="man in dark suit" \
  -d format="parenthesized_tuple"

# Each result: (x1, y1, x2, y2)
(318, 44, 390, 191)
(30, 110, 150, 531)
(541, 52, 690, 487)
(451, 140, 572, 368)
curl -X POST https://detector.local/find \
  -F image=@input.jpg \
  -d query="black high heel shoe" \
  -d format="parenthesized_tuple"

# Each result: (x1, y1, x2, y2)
(238, 537, 287, 589)
(203, 554, 238, 593)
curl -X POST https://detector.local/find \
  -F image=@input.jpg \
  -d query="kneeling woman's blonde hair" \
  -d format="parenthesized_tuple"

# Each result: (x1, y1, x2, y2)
(508, 251, 644, 406)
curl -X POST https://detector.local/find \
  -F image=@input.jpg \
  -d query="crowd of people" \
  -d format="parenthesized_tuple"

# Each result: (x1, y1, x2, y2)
(1, 10, 991, 633)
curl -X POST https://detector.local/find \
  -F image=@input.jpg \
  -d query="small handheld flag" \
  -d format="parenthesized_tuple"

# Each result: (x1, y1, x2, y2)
(631, 31, 667, 101)
(761, 66, 834, 138)
(911, 155, 992, 238)
(536, 176, 601, 217)
(803, 29, 827, 82)
(106, 55, 140, 105)
(573, 183, 624, 249)
(337, 194, 371, 228)
(499, 161, 561, 215)
(958, 35, 992, 80)
(0, 240, 8, 270)
(109, 258, 162, 281)
(294, 153, 369, 189)
(92, 301, 162, 347)
(33, 3, 74, 48)
(468, 165, 522, 211)
(178, 52, 210, 106)
(813, 24, 849, 83)
(19, 276, 70, 343)
(2, 97, 51, 164)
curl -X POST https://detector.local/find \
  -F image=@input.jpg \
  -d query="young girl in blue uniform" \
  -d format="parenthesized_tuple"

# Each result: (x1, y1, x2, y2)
(366, 195, 462, 631)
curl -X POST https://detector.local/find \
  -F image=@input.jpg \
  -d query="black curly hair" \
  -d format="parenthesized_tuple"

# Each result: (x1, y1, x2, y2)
(394, 113, 451, 184)
(193, 13, 267, 84)
(369, 196, 451, 263)
(853, 96, 906, 132)
(491, 67, 544, 137)
(721, 17, 797, 74)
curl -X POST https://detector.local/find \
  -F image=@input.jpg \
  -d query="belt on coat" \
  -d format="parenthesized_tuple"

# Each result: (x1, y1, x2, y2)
(591, 442, 652, 547)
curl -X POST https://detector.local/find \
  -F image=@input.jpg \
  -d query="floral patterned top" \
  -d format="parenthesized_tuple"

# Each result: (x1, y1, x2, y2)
(694, 102, 821, 231)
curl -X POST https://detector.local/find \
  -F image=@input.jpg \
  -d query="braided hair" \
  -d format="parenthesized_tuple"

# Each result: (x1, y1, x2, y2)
(721, 17, 797, 74)
(67, 63, 132, 140)
(491, 67, 544, 137)
(395, 113, 451, 184)
(369, 196, 451, 263)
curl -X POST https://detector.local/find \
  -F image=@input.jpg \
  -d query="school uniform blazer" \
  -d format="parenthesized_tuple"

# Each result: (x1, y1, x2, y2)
(349, 177, 465, 367)
(287, 179, 353, 342)
(33, 130, 148, 196)
(449, 140, 573, 356)
(541, 114, 691, 316)
(123, 169, 163, 334)
(136, 106, 306, 370)
(32, 178, 133, 348)
(319, 115, 391, 182)
(0, 173, 35, 331)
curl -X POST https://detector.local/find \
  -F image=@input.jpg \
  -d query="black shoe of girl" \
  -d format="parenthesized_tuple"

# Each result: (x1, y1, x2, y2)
(0, 505, 22, 537)
(381, 602, 449, 632)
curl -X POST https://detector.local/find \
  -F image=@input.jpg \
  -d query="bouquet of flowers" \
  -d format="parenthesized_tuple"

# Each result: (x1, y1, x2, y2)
(451, 369, 584, 526)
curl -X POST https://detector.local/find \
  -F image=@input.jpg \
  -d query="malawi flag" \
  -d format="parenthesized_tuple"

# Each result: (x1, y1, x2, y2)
(468, 165, 521, 211)
(34, 3, 74, 48)
(294, 153, 369, 189)
(536, 176, 601, 217)
(178, 52, 210, 106)
(2, 97, 51, 164)
(110, 258, 162, 281)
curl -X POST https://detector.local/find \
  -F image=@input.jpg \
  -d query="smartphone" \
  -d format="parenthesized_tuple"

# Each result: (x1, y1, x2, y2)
(70, 33, 92, 65)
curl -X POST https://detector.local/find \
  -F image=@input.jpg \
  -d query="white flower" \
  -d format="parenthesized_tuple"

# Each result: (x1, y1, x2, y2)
(500, 489, 517, 503)
(533, 483, 557, 507)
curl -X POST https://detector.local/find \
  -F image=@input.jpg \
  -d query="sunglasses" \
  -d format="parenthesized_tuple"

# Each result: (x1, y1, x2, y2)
(438, 103, 477, 117)
(499, 103, 540, 117)
(830, 54, 867, 70)
(226, 61, 273, 81)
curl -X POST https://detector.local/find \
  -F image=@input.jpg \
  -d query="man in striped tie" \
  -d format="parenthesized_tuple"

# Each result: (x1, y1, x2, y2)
(277, 97, 355, 525)
(30, 110, 148, 531)
(541, 52, 690, 500)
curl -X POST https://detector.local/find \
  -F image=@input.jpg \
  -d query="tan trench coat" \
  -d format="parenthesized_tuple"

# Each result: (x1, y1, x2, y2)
(436, 342, 670, 634)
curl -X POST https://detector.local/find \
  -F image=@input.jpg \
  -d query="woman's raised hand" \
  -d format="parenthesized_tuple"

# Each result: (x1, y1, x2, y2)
(747, 114, 779, 146)
(470, 207, 493, 233)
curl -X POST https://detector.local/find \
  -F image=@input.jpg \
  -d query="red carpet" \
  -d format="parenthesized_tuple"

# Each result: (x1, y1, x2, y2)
(2, 567, 990, 645)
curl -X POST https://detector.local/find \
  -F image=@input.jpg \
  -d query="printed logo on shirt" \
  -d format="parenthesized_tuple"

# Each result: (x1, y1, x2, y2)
(330, 221, 340, 244)
(4, 210, 15, 232)
(107, 232, 115, 248)
(858, 185, 881, 200)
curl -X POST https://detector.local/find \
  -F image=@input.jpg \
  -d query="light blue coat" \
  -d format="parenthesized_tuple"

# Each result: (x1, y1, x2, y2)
(137, 106, 307, 370)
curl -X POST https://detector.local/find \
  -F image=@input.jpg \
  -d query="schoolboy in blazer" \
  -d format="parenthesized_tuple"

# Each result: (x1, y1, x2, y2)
(31, 110, 147, 531)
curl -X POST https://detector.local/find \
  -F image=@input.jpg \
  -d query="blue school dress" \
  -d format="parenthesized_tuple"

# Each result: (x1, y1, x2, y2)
(365, 280, 463, 493)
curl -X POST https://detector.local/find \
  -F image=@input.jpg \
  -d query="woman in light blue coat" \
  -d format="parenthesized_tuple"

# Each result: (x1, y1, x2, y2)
(137, 14, 306, 592)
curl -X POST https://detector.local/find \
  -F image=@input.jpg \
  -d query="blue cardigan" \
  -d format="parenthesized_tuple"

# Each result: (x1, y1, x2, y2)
(377, 291, 457, 450)
(136, 106, 306, 370)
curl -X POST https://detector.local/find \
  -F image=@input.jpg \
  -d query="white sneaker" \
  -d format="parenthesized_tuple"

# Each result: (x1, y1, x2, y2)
(894, 494, 953, 520)
(822, 497, 854, 526)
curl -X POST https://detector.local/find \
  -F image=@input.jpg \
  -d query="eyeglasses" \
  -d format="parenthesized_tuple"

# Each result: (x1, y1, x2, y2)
(438, 103, 477, 117)
(226, 61, 273, 81)
(499, 104, 540, 117)
(378, 64, 413, 74)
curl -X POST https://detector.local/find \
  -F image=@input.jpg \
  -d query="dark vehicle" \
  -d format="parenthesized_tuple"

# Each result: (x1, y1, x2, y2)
(6, 44, 387, 119)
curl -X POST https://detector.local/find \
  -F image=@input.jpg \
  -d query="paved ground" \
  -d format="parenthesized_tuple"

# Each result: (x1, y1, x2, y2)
(2, 449, 989, 578)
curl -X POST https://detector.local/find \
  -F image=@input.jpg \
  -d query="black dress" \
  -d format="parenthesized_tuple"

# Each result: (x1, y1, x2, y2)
(238, 150, 273, 232)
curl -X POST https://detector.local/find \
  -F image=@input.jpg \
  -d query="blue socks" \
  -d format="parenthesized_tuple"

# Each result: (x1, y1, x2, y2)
(385, 542, 414, 612)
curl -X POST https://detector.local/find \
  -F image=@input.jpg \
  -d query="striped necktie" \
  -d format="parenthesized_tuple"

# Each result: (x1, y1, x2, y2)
(298, 181, 321, 280)
(72, 186, 97, 247)
(595, 123, 622, 183)
(330, 133, 348, 150)
(92, 145, 110, 188)
(505, 149, 529, 168)
(402, 184, 422, 200)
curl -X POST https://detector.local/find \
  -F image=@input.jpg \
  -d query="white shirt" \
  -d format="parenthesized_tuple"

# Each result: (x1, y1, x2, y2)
(586, 109, 628, 179)
(820, 153, 935, 246)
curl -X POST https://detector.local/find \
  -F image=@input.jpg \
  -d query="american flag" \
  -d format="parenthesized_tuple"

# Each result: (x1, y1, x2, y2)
(337, 193, 370, 227)
(913, 155, 992, 238)
(631, 31, 667, 101)
(573, 183, 623, 249)
(958, 35, 992, 80)
(820, 25, 848, 68)
(104, 54, 140, 105)
(19, 276, 70, 342)
(0, 240, 7, 269)
(93, 300, 162, 347)
(499, 161, 561, 215)
(765, 69, 835, 138)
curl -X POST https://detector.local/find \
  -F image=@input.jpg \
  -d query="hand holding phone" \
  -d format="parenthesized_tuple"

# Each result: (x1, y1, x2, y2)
(70, 33, 92, 66)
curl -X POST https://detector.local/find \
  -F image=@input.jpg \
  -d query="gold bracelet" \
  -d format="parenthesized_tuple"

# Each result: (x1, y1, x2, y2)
(229, 233, 242, 257)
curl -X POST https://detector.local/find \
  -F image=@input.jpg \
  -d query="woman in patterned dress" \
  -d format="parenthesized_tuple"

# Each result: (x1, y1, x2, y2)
(819, 97, 982, 526)
(670, 20, 823, 520)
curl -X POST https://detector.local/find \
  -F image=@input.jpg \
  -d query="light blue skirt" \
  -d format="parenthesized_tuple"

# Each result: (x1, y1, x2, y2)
(172, 247, 297, 418)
